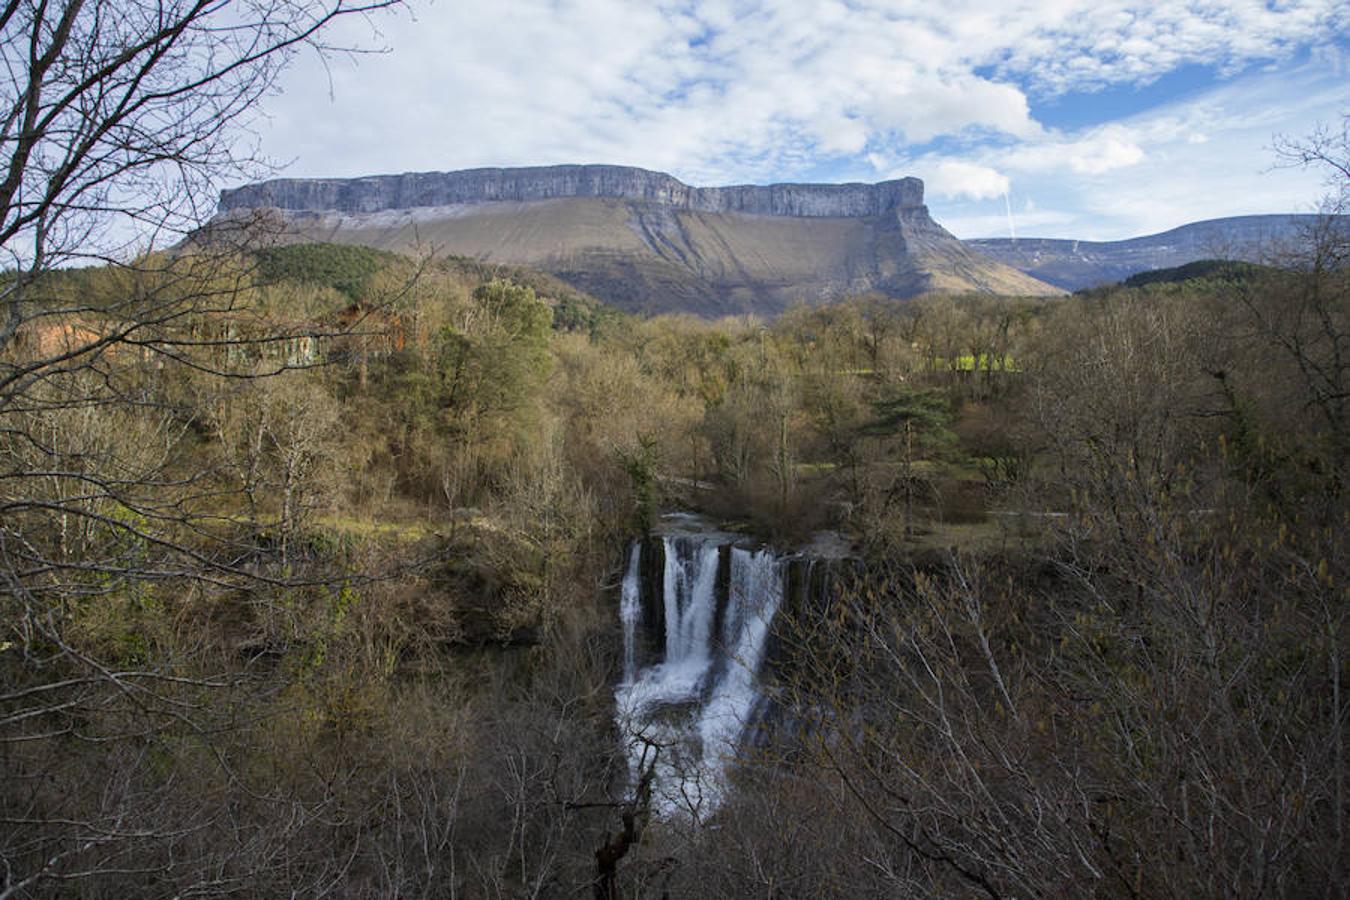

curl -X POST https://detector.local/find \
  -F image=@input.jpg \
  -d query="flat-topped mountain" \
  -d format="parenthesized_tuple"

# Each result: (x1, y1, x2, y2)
(970, 215, 1339, 291)
(219, 164, 926, 219)
(217, 165, 1062, 316)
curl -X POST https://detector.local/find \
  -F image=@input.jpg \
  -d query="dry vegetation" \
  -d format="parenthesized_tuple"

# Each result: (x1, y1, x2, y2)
(3, 224, 1346, 896)
(2, 3, 1346, 894)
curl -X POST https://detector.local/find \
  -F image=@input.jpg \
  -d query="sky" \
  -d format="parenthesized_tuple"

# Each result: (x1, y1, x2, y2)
(252, 0, 1350, 241)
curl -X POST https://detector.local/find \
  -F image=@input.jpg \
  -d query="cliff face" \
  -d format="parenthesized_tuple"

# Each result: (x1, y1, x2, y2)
(218, 164, 926, 219)
(213, 164, 1064, 315)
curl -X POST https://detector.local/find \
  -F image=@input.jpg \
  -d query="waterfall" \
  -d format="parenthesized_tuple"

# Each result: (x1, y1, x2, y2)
(699, 547, 782, 773)
(661, 537, 721, 689)
(619, 543, 642, 684)
(615, 525, 787, 819)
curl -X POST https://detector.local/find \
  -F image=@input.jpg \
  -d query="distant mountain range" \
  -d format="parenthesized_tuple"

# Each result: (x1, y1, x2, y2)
(968, 215, 1335, 291)
(215, 167, 1338, 313)
(215, 164, 1062, 316)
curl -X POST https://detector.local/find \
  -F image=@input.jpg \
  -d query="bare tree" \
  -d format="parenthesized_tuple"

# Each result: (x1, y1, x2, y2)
(0, 2, 403, 895)
(1273, 114, 1350, 201)
(1258, 114, 1350, 461)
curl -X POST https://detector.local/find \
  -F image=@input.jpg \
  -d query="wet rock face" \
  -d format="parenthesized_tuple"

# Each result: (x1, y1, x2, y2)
(218, 164, 925, 219)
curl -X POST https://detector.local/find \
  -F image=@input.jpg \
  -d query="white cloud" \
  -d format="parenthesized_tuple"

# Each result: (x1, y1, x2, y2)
(926, 63, 1345, 240)
(1066, 132, 1146, 174)
(926, 161, 1010, 200)
(246, 1, 1348, 241)
(997, 126, 1147, 175)
(994, 0, 1350, 93)
(258, 1, 1346, 185)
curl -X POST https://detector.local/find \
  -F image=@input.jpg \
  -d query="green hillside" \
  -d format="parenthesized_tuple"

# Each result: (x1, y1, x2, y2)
(1120, 258, 1280, 287)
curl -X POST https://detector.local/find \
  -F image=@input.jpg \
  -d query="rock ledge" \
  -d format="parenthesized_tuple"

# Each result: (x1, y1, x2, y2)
(219, 164, 925, 219)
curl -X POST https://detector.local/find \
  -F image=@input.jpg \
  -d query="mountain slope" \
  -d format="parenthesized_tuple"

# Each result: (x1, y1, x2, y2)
(215, 165, 1062, 316)
(967, 215, 1336, 291)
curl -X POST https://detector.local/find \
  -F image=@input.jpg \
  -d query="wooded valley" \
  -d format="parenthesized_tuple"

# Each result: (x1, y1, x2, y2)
(2, 223, 1346, 896)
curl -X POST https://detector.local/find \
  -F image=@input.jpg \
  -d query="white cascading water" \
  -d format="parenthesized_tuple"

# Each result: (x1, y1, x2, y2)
(698, 547, 783, 778)
(618, 543, 642, 684)
(615, 529, 785, 819)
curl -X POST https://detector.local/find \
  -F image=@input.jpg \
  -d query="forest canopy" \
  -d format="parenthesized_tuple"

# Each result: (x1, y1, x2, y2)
(2, 219, 1346, 894)
(0, 7, 1345, 889)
